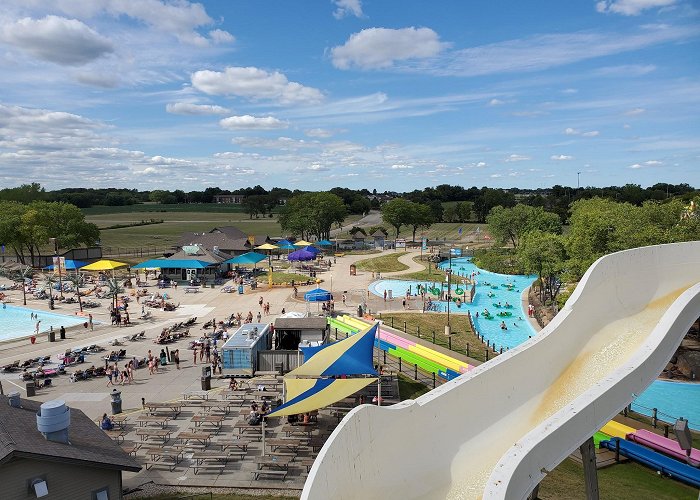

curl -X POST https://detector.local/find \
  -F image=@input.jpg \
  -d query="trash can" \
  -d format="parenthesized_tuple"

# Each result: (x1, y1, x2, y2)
(388, 290, 393, 299)
(357, 305, 363, 317)
(59, 328, 66, 340)
(211, 283, 215, 289)
(238, 285, 244, 294)
(26, 381, 36, 397)
(201, 365, 211, 391)
(110, 389, 122, 414)
(48, 330, 56, 342)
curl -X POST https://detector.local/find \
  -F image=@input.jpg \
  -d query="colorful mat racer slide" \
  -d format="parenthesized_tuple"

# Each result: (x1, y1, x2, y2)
(303, 242, 700, 499)
(328, 314, 472, 381)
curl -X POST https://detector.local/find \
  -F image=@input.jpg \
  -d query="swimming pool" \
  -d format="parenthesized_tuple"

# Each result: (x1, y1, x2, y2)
(0, 304, 87, 341)
(369, 257, 538, 350)
(368, 257, 700, 429)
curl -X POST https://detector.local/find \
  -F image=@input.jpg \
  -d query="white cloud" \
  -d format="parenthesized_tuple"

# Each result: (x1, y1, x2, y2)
(419, 23, 697, 77)
(628, 163, 643, 169)
(305, 128, 334, 138)
(75, 72, 119, 88)
(209, 29, 235, 44)
(331, 27, 448, 70)
(294, 164, 330, 172)
(644, 159, 663, 165)
(219, 115, 288, 130)
(191, 66, 324, 105)
(232, 136, 316, 150)
(488, 98, 505, 106)
(391, 164, 413, 169)
(562, 88, 578, 94)
(551, 154, 574, 160)
(332, 0, 363, 19)
(490, 173, 503, 178)
(596, 0, 676, 16)
(594, 64, 656, 76)
(1, 15, 113, 66)
(166, 102, 230, 115)
(565, 127, 600, 137)
(505, 154, 531, 162)
(625, 107, 646, 116)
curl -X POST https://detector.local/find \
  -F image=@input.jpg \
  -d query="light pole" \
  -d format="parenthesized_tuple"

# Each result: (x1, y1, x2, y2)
(445, 268, 452, 336)
(577, 171, 581, 189)
(50, 237, 63, 299)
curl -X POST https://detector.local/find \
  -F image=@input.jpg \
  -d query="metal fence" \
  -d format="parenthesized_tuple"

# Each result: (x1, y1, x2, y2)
(371, 314, 498, 363)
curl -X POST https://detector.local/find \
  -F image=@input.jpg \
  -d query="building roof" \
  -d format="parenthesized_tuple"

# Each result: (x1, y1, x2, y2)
(222, 323, 270, 349)
(0, 395, 141, 472)
(210, 226, 247, 239)
(177, 229, 271, 254)
(168, 244, 232, 264)
(274, 317, 329, 330)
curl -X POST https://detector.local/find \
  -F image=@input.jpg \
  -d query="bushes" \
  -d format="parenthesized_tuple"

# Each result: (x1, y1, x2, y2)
(472, 248, 525, 275)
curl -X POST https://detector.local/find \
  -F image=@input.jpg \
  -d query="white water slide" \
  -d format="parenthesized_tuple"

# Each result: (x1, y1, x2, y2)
(303, 242, 700, 499)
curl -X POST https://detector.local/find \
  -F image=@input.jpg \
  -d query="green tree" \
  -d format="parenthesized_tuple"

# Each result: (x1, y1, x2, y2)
(487, 204, 561, 249)
(381, 198, 414, 237)
(456, 201, 473, 222)
(279, 192, 347, 240)
(518, 230, 567, 307)
(409, 203, 434, 242)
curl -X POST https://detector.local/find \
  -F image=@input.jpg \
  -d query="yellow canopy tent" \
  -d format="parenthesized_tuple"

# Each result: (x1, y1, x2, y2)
(82, 259, 128, 271)
(293, 240, 314, 247)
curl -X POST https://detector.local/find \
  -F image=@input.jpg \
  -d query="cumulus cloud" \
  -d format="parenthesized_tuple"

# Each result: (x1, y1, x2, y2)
(332, 0, 364, 19)
(629, 159, 663, 168)
(331, 27, 448, 70)
(628, 163, 643, 169)
(582, 130, 600, 137)
(219, 115, 288, 130)
(191, 66, 324, 105)
(75, 72, 119, 88)
(625, 107, 646, 116)
(209, 29, 235, 44)
(551, 154, 574, 160)
(294, 164, 330, 172)
(488, 98, 505, 106)
(596, 0, 676, 16)
(0, 15, 113, 65)
(505, 154, 531, 162)
(391, 164, 413, 169)
(232, 136, 316, 150)
(166, 102, 230, 115)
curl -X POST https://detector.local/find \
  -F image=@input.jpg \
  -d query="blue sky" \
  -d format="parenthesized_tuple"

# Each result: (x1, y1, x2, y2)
(0, 0, 698, 192)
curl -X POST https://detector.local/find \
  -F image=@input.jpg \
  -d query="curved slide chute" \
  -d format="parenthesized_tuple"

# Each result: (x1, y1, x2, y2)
(303, 242, 700, 499)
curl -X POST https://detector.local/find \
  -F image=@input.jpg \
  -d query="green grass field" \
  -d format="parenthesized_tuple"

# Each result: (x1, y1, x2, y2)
(82, 203, 249, 215)
(355, 252, 409, 272)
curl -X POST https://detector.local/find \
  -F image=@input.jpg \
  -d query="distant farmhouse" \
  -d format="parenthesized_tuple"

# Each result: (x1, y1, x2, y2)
(0, 394, 139, 500)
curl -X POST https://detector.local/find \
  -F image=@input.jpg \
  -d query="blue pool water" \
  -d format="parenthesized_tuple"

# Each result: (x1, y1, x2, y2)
(0, 304, 87, 341)
(368, 257, 700, 429)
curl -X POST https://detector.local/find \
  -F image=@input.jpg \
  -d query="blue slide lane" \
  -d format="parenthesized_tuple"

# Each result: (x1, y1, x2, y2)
(600, 438, 700, 488)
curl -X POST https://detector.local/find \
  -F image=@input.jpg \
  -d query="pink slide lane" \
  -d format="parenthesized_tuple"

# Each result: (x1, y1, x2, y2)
(628, 429, 700, 463)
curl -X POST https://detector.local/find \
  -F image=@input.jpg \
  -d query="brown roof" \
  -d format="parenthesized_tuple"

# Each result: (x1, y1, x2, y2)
(0, 395, 141, 472)
(274, 317, 329, 330)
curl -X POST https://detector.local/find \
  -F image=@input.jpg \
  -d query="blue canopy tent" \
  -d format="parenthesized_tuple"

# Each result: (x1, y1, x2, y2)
(317, 240, 333, 246)
(44, 259, 87, 270)
(223, 252, 266, 266)
(304, 287, 332, 302)
(132, 259, 213, 269)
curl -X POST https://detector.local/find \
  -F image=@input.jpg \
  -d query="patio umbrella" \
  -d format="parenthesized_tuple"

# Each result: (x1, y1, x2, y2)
(224, 251, 266, 266)
(287, 249, 315, 262)
(317, 240, 333, 246)
(294, 240, 314, 247)
(82, 259, 128, 271)
(303, 245, 320, 255)
(277, 239, 293, 246)
(255, 243, 279, 268)
(44, 259, 87, 270)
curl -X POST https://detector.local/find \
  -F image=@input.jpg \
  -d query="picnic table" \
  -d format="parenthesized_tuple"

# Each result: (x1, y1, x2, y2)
(215, 438, 252, 453)
(176, 430, 212, 446)
(184, 286, 200, 293)
(233, 421, 271, 441)
(266, 438, 303, 453)
(135, 428, 172, 444)
(281, 424, 316, 441)
(95, 414, 129, 430)
(144, 401, 182, 419)
(201, 400, 237, 414)
(220, 389, 249, 400)
(183, 390, 210, 400)
(252, 455, 292, 480)
(104, 429, 127, 443)
(136, 415, 170, 428)
(141, 445, 183, 471)
(191, 414, 225, 433)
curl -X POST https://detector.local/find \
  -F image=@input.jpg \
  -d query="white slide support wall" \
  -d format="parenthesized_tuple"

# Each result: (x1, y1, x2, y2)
(302, 242, 700, 499)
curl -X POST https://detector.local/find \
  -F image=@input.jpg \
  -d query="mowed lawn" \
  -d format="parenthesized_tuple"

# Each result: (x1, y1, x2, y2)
(355, 252, 409, 272)
(86, 212, 283, 248)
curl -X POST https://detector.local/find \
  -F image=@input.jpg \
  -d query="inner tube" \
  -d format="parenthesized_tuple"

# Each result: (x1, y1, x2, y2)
(455, 288, 464, 295)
